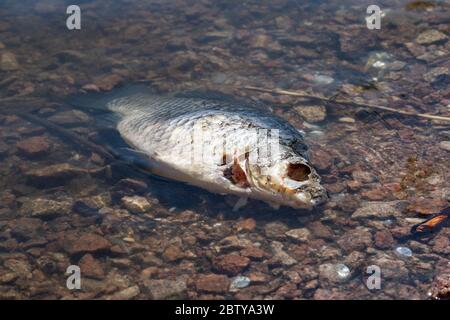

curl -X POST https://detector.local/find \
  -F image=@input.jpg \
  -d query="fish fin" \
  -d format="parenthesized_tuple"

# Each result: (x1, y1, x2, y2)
(174, 90, 239, 102)
(233, 197, 248, 212)
(67, 83, 155, 116)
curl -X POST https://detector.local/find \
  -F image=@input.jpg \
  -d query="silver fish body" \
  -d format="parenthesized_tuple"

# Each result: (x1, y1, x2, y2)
(79, 88, 327, 209)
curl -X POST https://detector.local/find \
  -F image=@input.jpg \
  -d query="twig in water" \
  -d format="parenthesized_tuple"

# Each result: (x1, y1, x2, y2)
(242, 86, 450, 123)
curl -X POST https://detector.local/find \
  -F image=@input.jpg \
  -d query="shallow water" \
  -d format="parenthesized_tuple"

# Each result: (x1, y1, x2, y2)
(0, 0, 449, 300)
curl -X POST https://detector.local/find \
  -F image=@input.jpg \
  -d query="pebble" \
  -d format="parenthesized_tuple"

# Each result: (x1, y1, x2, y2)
(270, 241, 297, 266)
(60, 232, 111, 255)
(395, 246, 413, 257)
(16, 136, 51, 158)
(423, 67, 448, 83)
(48, 110, 91, 126)
(213, 254, 250, 275)
(294, 104, 327, 122)
(352, 200, 409, 219)
(78, 254, 105, 279)
(19, 198, 72, 219)
(319, 263, 351, 284)
(415, 30, 447, 45)
(144, 278, 187, 299)
(25, 163, 96, 187)
(337, 228, 372, 252)
(438, 141, 450, 152)
(106, 285, 140, 300)
(121, 196, 151, 214)
(335, 264, 351, 280)
(230, 276, 251, 291)
(285, 228, 312, 243)
(0, 52, 19, 71)
(196, 274, 230, 293)
(338, 117, 355, 123)
(374, 230, 394, 249)
(162, 244, 185, 262)
(264, 222, 288, 239)
(312, 74, 334, 85)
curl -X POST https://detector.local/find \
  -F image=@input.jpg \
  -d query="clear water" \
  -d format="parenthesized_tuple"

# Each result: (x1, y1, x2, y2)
(0, 0, 449, 300)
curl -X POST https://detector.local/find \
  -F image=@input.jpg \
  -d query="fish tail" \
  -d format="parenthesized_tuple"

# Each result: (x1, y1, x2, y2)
(68, 83, 154, 114)
(67, 83, 155, 126)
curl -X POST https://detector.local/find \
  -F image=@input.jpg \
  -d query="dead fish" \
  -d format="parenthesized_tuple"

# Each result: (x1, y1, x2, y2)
(71, 86, 327, 210)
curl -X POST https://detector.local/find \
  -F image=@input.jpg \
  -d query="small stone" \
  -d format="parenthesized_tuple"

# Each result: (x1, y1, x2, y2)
(121, 196, 151, 214)
(25, 163, 98, 187)
(0, 52, 19, 71)
(294, 104, 327, 122)
(78, 254, 105, 279)
(429, 268, 450, 300)
(61, 232, 111, 255)
(0, 272, 19, 284)
(19, 198, 72, 219)
(144, 278, 187, 299)
(10, 217, 43, 241)
(335, 264, 351, 280)
(319, 263, 351, 284)
(439, 141, 450, 152)
(338, 117, 355, 123)
(106, 285, 140, 300)
(264, 222, 288, 239)
(307, 221, 334, 240)
(337, 228, 372, 252)
(16, 136, 51, 158)
(196, 274, 230, 293)
(285, 228, 311, 243)
(93, 74, 123, 91)
(236, 218, 256, 232)
(374, 230, 394, 249)
(162, 245, 185, 262)
(230, 276, 251, 291)
(269, 241, 297, 266)
(213, 254, 250, 275)
(432, 235, 450, 254)
(395, 246, 413, 257)
(240, 246, 267, 260)
(352, 200, 409, 219)
(415, 30, 447, 45)
(48, 110, 91, 126)
(423, 67, 448, 83)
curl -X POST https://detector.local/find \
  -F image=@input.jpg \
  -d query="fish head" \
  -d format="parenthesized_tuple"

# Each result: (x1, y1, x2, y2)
(243, 155, 328, 209)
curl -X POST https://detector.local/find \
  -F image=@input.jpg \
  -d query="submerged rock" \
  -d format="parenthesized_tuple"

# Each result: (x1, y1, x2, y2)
(144, 278, 187, 299)
(352, 201, 409, 219)
(230, 276, 251, 291)
(196, 274, 230, 293)
(121, 196, 152, 214)
(0, 52, 19, 71)
(213, 254, 250, 275)
(19, 198, 72, 219)
(60, 232, 111, 255)
(285, 228, 312, 243)
(25, 163, 103, 187)
(78, 254, 105, 279)
(294, 104, 327, 122)
(415, 30, 447, 45)
(48, 110, 91, 126)
(16, 136, 51, 158)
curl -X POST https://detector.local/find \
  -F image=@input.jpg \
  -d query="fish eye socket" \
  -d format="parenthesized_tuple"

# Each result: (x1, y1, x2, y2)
(286, 163, 311, 182)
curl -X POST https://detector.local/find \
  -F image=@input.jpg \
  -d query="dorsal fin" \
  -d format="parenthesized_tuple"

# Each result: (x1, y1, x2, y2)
(174, 90, 244, 103)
